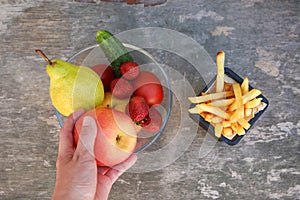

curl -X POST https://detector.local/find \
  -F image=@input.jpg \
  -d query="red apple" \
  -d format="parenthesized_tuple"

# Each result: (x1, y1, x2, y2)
(74, 107, 137, 167)
(92, 64, 116, 92)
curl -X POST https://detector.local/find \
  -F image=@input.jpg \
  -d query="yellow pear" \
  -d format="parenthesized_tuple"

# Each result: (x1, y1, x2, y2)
(36, 50, 104, 116)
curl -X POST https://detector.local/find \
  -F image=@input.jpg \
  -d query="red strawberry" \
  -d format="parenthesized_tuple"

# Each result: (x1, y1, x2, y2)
(120, 61, 140, 80)
(129, 96, 149, 122)
(110, 78, 133, 99)
(142, 107, 162, 133)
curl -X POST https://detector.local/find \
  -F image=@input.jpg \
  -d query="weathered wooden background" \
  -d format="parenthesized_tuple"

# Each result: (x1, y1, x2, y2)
(0, 0, 299, 199)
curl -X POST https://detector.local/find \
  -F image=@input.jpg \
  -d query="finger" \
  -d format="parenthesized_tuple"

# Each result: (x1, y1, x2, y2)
(58, 109, 85, 158)
(74, 116, 97, 161)
(106, 154, 137, 183)
(95, 173, 112, 200)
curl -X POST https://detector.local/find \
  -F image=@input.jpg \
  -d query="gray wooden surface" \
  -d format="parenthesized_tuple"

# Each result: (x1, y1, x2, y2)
(1, 0, 299, 199)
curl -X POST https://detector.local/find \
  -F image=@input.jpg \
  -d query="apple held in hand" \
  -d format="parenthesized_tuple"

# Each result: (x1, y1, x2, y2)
(92, 64, 116, 92)
(74, 107, 137, 167)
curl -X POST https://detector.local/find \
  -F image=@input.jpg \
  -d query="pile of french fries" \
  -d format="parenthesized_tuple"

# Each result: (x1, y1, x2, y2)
(188, 51, 263, 139)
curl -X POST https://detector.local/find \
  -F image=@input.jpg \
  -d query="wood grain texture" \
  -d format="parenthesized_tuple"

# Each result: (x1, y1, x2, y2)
(0, 0, 299, 199)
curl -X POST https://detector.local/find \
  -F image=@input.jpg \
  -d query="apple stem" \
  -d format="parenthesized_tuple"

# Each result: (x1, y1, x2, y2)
(35, 49, 53, 65)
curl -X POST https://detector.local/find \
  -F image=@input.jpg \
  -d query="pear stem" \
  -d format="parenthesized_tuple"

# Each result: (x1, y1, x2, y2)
(35, 49, 53, 65)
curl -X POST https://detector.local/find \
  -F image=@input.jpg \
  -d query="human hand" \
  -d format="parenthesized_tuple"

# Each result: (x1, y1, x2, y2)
(52, 109, 137, 200)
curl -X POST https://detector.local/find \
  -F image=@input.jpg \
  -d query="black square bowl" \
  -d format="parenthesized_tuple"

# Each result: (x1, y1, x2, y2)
(190, 67, 269, 145)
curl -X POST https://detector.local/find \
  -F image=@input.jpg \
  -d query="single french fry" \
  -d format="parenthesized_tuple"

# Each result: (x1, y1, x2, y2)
(188, 91, 234, 104)
(238, 118, 251, 130)
(216, 51, 225, 92)
(211, 116, 224, 124)
(201, 92, 207, 96)
(208, 98, 235, 107)
(245, 98, 262, 109)
(224, 82, 232, 91)
(222, 120, 231, 128)
(197, 103, 230, 119)
(222, 127, 233, 137)
(241, 77, 249, 95)
(214, 123, 223, 138)
(232, 84, 242, 104)
(243, 89, 262, 104)
(188, 105, 204, 114)
(232, 83, 244, 120)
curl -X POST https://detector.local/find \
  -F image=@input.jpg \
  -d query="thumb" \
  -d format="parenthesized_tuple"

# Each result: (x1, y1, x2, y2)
(74, 116, 97, 161)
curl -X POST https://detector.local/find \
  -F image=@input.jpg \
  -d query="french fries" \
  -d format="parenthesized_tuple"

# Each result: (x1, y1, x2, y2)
(241, 77, 249, 95)
(245, 98, 262, 109)
(216, 51, 225, 92)
(208, 98, 235, 107)
(188, 51, 264, 139)
(214, 123, 223, 138)
(196, 103, 230, 119)
(232, 83, 244, 121)
(188, 91, 234, 104)
(211, 116, 224, 124)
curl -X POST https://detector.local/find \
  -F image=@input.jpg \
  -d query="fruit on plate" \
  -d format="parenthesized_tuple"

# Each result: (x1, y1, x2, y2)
(110, 78, 134, 99)
(120, 61, 140, 80)
(96, 30, 134, 77)
(128, 96, 149, 122)
(74, 107, 137, 167)
(134, 71, 164, 106)
(91, 64, 116, 92)
(142, 107, 162, 133)
(99, 92, 129, 113)
(35, 50, 104, 116)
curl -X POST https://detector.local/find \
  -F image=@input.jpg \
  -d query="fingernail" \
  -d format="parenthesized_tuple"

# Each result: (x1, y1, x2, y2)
(82, 116, 94, 126)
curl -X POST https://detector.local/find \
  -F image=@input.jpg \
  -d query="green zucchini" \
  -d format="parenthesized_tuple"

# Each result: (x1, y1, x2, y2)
(96, 30, 134, 77)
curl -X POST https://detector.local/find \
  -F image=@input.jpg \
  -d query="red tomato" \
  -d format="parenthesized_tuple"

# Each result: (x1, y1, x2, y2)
(120, 61, 140, 80)
(133, 71, 163, 106)
(91, 64, 116, 92)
